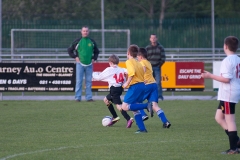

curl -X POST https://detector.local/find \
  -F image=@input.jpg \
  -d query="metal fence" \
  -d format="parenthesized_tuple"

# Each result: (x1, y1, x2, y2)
(2, 18, 240, 48)
(0, 48, 238, 63)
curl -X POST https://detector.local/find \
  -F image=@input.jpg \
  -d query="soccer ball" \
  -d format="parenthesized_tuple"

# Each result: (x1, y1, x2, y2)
(102, 116, 112, 127)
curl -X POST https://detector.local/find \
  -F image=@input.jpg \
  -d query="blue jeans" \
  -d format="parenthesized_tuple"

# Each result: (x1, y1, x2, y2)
(152, 66, 163, 100)
(75, 63, 93, 101)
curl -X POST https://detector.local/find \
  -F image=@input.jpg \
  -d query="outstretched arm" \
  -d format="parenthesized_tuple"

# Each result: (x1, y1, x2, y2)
(201, 70, 230, 83)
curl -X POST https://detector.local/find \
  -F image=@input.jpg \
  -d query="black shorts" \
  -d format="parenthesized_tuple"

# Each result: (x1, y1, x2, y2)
(217, 100, 236, 114)
(106, 86, 123, 105)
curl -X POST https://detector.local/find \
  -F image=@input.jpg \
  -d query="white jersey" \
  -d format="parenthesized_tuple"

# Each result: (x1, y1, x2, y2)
(92, 66, 127, 88)
(218, 54, 240, 103)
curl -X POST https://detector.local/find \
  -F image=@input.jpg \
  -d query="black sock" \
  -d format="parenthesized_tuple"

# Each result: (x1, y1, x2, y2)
(225, 129, 229, 135)
(228, 131, 238, 150)
(107, 104, 118, 118)
(121, 110, 130, 121)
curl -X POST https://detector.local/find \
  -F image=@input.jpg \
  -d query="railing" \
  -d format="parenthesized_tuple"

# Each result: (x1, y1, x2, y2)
(0, 48, 239, 63)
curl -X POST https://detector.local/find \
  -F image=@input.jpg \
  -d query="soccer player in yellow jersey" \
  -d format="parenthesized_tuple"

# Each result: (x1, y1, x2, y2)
(138, 48, 171, 128)
(119, 45, 152, 133)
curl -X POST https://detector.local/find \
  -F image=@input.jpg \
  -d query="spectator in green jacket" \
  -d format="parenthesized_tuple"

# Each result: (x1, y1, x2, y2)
(68, 26, 99, 102)
(145, 34, 166, 100)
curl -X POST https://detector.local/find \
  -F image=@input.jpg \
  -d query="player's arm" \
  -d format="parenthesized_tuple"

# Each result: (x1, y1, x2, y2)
(92, 68, 111, 81)
(201, 70, 230, 83)
(123, 61, 134, 88)
(123, 76, 133, 88)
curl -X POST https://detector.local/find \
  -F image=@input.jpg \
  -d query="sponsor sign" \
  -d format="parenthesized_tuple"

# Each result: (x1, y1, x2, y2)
(92, 62, 205, 91)
(0, 63, 75, 91)
(0, 62, 205, 92)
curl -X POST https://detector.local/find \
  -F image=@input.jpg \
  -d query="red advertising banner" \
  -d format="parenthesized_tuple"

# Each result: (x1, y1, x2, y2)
(175, 62, 204, 86)
(92, 62, 205, 91)
(92, 62, 109, 89)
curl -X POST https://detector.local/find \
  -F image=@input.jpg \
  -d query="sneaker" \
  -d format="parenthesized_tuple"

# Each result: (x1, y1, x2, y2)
(135, 129, 148, 133)
(163, 121, 171, 128)
(142, 115, 149, 121)
(147, 102, 154, 117)
(107, 117, 120, 126)
(126, 118, 134, 128)
(87, 99, 94, 102)
(75, 99, 81, 102)
(221, 149, 239, 154)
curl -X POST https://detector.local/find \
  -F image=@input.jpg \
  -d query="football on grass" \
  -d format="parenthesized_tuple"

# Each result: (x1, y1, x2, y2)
(102, 116, 112, 127)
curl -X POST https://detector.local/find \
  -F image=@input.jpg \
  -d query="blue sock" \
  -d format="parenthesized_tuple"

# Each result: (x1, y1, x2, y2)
(134, 112, 146, 131)
(129, 103, 148, 111)
(140, 109, 147, 116)
(157, 109, 168, 123)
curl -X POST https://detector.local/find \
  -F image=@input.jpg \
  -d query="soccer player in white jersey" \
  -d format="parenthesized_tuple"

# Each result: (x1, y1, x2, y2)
(92, 54, 134, 128)
(201, 36, 240, 154)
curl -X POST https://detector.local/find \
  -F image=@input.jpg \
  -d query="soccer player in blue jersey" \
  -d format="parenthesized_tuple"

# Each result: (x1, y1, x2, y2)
(137, 47, 171, 128)
(118, 44, 151, 133)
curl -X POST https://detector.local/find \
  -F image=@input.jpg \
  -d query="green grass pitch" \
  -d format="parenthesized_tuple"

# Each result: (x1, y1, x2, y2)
(0, 100, 239, 160)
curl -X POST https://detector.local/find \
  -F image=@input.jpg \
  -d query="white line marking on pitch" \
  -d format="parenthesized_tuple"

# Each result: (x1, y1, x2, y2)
(0, 139, 226, 160)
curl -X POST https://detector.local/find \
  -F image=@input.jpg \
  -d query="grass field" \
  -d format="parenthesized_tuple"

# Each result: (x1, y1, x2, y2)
(0, 100, 240, 160)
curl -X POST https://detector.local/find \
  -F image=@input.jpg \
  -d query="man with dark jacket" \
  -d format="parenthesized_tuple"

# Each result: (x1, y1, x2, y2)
(146, 34, 165, 100)
(68, 26, 99, 102)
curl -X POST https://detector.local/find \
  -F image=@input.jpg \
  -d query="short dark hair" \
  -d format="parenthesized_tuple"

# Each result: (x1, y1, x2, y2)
(82, 26, 89, 29)
(224, 36, 239, 52)
(138, 48, 148, 59)
(108, 54, 119, 64)
(128, 44, 139, 58)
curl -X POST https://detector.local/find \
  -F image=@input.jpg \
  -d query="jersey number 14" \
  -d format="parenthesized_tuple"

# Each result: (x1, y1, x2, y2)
(113, 73, 124, 83)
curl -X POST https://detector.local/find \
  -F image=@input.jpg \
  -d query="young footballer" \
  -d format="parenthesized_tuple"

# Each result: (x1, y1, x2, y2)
(201, 36, 240, 154)
(118, 45, 152, 133)
(92, 54, 134, 128)
(137, 47, 171, 128)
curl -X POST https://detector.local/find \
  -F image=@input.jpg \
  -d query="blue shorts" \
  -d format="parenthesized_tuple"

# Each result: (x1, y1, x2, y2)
(143, 83, 158, 103)
(124, 82, 145, 104)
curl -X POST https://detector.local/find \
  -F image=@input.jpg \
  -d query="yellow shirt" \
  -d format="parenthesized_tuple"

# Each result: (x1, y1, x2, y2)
(125, 58, 144, 86)
(140, 59, 156, 84)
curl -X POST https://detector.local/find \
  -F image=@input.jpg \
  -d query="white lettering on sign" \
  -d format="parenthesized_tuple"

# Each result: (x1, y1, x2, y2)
(179, 69, 202, 74)
(45, 66, 73, 73)
(0, 79, 7, 84)
(23, 66, 35, 73)
(178, 68, 202, 80)
(178, 75, 189, 79)
(8, 87, 24, 91)
(27, 87, 45, 91)
(12, 79, 27, 84)
(179, 69, 193, 73)
(189, 75, 201, 79)
(0, 67, 22, 75)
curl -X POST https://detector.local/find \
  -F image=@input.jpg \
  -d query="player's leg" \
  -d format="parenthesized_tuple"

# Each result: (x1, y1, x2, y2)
(75, 63, 84, 101)
(85, 64, 93, 101)
(148, 83, 171, 128)
(121, 83, 147, 133)
(111, 86, 134, 128)
(215, 102, 228, 130)
(220, 101, 239, 154)
(140, 110, 149, 121)
(104, 96, 119, 120)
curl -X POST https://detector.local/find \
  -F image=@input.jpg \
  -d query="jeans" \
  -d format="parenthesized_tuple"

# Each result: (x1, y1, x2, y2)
(152, 66, 163, 100)
(75, 63, 93, 101)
